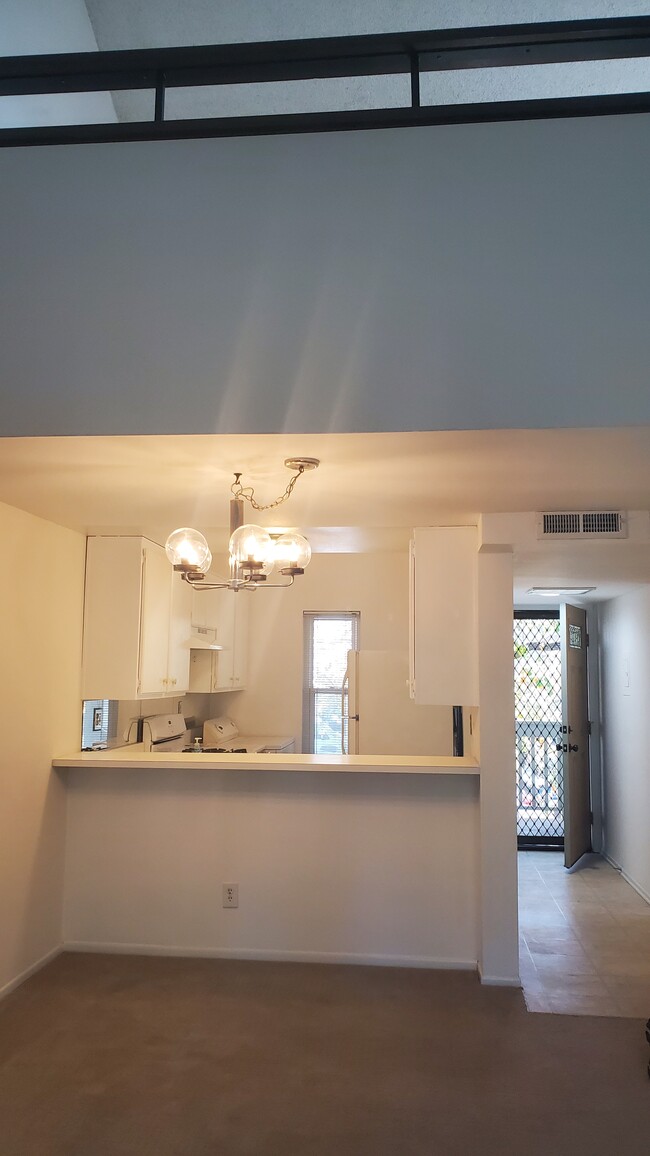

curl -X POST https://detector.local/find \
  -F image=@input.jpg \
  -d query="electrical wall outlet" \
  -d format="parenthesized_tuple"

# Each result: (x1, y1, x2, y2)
(222, 882, 239, 908)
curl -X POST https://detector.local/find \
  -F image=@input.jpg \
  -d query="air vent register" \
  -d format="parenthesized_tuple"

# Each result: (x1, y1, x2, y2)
(537, 511, 626, 539)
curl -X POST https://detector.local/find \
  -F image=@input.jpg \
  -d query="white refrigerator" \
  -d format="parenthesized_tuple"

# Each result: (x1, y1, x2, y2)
(342, 650, 453, 756)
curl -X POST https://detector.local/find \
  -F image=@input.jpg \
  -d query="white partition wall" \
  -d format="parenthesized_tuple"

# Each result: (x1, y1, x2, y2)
(63, 769, 480, 969)
(476, 548, 519, 985)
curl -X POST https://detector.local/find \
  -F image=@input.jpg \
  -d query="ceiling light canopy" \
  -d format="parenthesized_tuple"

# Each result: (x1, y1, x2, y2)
(165, 458, 319, 592)
(527, 587, 596, 597)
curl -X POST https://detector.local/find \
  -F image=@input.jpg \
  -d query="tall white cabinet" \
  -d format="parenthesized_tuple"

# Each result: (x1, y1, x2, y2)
(82, 536, 192, 700)
(410, 527, 479, 706)
(188, 589, 249, 693)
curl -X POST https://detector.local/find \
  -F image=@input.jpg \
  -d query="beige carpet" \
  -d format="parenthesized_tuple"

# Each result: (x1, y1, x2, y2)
(0, 953, 648, 1156)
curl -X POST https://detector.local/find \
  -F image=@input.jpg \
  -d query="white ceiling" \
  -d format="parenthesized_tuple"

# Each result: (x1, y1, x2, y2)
(1, 428, 648, 606)
(81, 2, 650, 52)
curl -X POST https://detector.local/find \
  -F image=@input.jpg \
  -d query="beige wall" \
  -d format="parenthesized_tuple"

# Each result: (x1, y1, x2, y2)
(227, 550, 451, 753)
(63, 768, 480, 967)
(0, 500, 85, 995)
(599, 587, 650, 902)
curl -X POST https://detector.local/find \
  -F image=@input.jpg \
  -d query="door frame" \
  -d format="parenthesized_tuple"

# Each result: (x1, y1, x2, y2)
(513, 607, 603, 855)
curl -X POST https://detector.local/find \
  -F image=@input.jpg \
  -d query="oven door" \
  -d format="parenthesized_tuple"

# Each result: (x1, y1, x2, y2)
(143, 714, 188, 752)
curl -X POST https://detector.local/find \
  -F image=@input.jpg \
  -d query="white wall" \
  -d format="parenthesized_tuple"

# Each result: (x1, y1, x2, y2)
(599, 587, 650, 901)
(1, 0, 116, 128)
(228, 551, 451, 754)
(475, 548, 519, 984)
(1, 114, 650, 435)
(63, 768, 480, 968)
(0, 501, 85, 997)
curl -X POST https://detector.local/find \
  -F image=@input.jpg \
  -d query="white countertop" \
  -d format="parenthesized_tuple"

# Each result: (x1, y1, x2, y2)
(53, 745, 480, 775)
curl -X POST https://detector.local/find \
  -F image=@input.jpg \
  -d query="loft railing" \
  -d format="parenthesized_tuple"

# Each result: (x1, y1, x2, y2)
(2, 16, 650, 146)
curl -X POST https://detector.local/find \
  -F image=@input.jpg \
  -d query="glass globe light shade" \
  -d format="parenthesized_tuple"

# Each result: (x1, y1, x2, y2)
(165, 527, 211, 573)
(229, 524, 274, 573)
(273, 532, 312, 571)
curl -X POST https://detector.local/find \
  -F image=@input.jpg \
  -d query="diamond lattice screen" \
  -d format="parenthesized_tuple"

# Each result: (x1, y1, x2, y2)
(514, 617, 564, 839)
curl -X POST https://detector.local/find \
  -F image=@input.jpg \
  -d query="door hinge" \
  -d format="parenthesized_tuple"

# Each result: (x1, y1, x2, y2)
(587, 720, 592, 736)
(586, 632, 590, 647)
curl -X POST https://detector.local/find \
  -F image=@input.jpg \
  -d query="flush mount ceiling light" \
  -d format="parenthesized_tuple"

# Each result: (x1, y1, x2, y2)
(527, 587, 596, 597)
(165, 458, 319, 591)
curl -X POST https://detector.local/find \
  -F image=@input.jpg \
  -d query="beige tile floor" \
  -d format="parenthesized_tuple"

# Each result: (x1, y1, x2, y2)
(518, 851, 650, 1017)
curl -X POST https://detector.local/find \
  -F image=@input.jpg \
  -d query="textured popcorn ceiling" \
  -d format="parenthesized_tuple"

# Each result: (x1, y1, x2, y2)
(80, 0, 650, 122)
(82, 2, 650, 51)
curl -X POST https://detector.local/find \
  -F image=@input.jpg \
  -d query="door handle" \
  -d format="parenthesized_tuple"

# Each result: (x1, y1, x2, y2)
(556, 743, 567, 753)
(568, 743, 579, 753)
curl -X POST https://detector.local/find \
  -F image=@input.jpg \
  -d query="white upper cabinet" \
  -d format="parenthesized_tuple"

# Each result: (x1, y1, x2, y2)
(190, 587, 221, 632)
(410, 527, 479, 706)
(188, 588, 249, 693)
(82, 536, 192, 700)
(165, 571, 194, 693)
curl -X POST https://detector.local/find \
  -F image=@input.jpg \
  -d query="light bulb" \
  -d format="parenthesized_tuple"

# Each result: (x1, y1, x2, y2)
(229, 524, 274, 574)
(273, 531, 311, 572)
(165, 527, 211, 573)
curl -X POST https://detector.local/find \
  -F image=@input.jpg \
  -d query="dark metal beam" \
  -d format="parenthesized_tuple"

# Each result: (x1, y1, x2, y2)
(3, 17, 650, 92)
(3, 90, 650, 149)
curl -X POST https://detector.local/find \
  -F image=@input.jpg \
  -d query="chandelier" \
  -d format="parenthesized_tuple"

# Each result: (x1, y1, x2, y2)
(165, 458, 319, 591)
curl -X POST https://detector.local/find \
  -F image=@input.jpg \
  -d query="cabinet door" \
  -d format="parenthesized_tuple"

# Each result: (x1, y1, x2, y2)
(138, 542, 173, 695)
(191, 587, 221, 631)
(167, 573, 192, 693)
(211, 589, 236, 690)
(411, 527, 479, 706)
(188, 649, 214, 693)
(82, 536, 144, 701)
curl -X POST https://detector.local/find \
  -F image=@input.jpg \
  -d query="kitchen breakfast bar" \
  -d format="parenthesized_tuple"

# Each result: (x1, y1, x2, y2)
(51, 749, 512, 984)
(54, 749, 480, 774)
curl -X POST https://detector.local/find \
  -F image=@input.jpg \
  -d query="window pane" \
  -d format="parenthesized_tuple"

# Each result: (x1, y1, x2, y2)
(420, 58, 650, 107)
(303, 611, 359, 753)
(314, 691, 345, 754)
(165, 75, 409, 121)
(311, 617, 354, 689)
(0, 90, 149, 129)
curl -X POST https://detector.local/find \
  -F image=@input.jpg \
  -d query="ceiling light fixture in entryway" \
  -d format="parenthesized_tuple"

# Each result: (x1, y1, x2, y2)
(527, 587, 596, 597)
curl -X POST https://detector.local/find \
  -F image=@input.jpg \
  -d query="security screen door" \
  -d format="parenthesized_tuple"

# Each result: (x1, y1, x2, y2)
(514, 613, 564, 848)
(560, 604, 592, 868)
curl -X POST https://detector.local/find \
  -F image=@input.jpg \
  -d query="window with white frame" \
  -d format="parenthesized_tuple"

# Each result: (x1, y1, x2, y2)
(303, 612, 359, 754)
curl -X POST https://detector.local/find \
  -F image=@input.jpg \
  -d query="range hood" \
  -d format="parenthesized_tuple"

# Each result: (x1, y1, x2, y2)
(186, 625, 223, 650)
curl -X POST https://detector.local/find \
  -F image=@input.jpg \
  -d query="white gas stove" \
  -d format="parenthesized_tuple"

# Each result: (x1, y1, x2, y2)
(141, 714, 190, 753)
(201, 716, 294, 754)
(140, 714, 295, 755)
